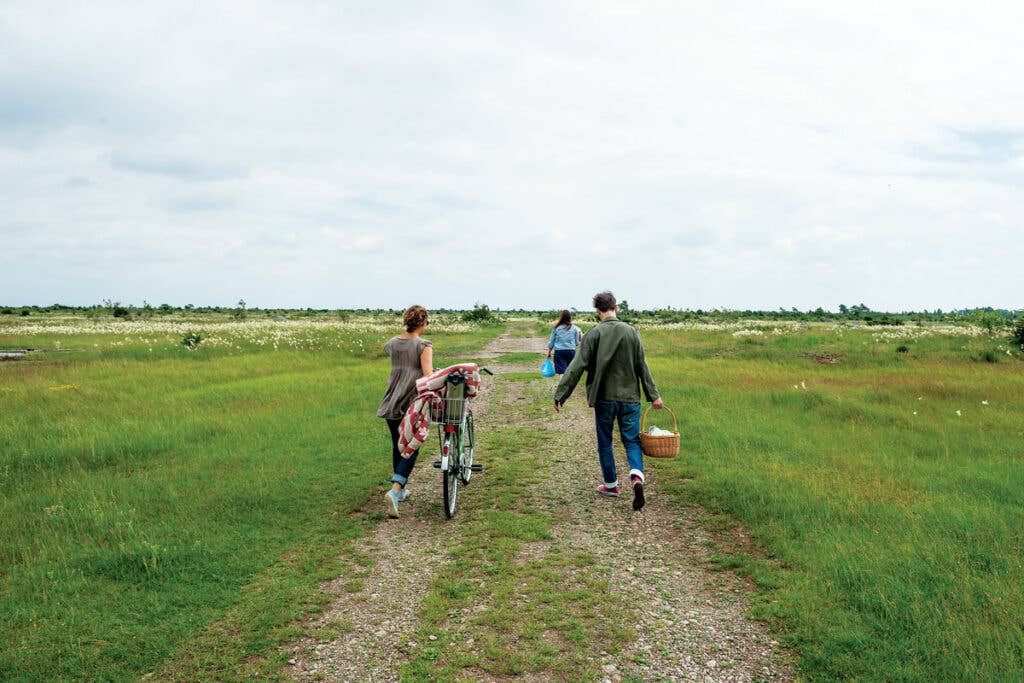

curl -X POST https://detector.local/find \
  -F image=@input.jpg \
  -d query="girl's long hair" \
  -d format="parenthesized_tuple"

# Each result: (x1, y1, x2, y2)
(554, 310, 572, 329)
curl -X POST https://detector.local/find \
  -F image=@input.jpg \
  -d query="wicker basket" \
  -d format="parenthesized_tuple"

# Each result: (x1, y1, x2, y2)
(640, 405, 679, 458)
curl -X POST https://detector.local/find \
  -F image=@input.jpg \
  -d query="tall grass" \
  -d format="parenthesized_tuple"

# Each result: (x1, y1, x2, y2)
(643, 325, 1024, 680)
(0, 314, 502, 680)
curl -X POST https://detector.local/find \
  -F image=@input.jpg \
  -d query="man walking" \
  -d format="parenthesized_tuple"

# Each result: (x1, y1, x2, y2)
(553, 291, 663, 511)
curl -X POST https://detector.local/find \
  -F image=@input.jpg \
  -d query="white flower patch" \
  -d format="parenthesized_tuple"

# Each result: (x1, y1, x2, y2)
(871, 324, 988, 342)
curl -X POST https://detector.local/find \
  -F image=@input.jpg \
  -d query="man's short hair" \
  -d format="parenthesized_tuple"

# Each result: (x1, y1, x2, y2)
(592, 291, 617, 312)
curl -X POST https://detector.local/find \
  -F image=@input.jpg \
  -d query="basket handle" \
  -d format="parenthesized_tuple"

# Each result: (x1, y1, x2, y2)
(641, 404, 677, 434)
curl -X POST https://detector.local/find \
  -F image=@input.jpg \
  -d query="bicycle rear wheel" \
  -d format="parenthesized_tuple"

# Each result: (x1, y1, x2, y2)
(460, 410, 474, 484)
(442, 433, 459, 518)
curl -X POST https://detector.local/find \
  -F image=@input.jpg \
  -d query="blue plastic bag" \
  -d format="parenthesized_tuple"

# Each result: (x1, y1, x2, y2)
(541, 358, 555, 378)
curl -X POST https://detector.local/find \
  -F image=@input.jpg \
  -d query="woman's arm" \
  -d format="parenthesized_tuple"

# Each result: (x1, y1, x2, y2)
(420, 344, 434, 376)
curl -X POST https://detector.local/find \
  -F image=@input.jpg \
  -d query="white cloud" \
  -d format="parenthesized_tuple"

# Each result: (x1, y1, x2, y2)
(2, 1, 1023, 310)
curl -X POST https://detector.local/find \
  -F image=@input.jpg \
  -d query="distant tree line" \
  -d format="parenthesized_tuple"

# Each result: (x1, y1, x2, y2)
(1, 301, 1020, 332)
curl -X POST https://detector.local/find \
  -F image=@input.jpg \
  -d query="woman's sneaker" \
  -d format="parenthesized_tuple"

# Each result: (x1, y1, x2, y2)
(398, 487, 411, 501)
(596, 485, 620, 497)
(385, 489, 400, 518)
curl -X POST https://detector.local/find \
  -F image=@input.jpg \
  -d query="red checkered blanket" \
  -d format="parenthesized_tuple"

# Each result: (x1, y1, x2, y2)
(397, 363, 481, 457)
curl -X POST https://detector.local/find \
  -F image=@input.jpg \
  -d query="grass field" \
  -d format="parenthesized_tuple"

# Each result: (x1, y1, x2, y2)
(0, 312, 502, 680)
(639, 321, 1024, 680)
(3, 313, 1023, 680)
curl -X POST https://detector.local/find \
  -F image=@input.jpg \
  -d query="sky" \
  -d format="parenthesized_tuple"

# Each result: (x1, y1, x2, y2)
(2, 1, 1022, 312)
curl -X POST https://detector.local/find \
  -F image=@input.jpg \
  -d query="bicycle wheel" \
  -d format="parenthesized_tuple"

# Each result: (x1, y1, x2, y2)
(442, 433, 459, 519)
(460, 410, 474, 484)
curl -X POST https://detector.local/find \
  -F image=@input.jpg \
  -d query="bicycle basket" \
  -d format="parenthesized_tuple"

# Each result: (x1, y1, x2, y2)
(441, 396, 467, 425)
(441, 381, 467, 424)
(429, 396, 445, 422)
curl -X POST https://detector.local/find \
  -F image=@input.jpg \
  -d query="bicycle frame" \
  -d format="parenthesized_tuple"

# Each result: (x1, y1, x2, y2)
(433, 366, 490, 518)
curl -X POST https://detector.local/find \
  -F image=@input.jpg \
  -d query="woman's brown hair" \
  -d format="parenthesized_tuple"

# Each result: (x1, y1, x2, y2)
(403, 305, 428, 333)
(554, 309, 572, 329)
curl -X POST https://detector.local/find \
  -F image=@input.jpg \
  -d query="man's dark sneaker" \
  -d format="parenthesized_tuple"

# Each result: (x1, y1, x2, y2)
(632, 480, 645, 511)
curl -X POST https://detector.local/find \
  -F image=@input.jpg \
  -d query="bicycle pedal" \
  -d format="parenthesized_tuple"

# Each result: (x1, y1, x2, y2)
(470, 464, 484, 472)
(432, 460, 442, 468)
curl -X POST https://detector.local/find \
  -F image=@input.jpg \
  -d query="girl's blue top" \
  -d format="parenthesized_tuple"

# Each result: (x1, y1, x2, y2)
(548, 325, 581, 351)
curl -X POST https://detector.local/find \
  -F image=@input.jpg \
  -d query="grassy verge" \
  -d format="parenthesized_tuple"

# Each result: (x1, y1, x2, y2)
(642, 324, 1024, 680)
(0, 314, 503, 680)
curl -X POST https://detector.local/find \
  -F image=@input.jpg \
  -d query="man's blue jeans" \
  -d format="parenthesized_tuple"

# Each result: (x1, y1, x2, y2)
(594, 400, 644, 488)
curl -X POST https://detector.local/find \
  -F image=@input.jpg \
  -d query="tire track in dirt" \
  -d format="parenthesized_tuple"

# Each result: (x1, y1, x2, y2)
(283, 328, 534, 681)
(535, 402, 792, 682)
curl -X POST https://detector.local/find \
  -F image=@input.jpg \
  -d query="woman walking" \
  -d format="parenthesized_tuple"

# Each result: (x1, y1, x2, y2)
(377, 305, 433, 518)
(547, 310, 582, 375)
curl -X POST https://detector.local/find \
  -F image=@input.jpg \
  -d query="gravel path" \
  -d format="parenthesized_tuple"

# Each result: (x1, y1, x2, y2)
(284, 323, 792, 681)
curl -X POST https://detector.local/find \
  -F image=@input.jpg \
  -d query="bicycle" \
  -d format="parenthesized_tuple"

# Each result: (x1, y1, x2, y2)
(432, 366, 493, 518)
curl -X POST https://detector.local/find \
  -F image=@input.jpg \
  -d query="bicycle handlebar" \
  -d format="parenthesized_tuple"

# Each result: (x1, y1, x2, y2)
(446, 367, 494, 386)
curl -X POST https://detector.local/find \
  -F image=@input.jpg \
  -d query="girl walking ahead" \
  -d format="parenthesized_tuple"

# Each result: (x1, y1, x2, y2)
(376, 305, 433, 518)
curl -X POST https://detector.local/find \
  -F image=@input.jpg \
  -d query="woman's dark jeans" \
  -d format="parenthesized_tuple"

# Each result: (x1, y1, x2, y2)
(386, 418, 418, 487)
(553, 349, 575, 374)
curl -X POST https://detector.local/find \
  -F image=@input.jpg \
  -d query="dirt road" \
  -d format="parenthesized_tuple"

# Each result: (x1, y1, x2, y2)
(285, 323, 792, 681)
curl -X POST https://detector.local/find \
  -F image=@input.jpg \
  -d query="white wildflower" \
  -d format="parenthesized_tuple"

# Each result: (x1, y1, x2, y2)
(955, 410, 961, 417)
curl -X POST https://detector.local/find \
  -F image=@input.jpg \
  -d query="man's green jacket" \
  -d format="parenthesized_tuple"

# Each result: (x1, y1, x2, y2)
(553, 318, 660, 407)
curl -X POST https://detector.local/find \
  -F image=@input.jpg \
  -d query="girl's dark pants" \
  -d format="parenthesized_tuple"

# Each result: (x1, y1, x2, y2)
(386, 418, 418, 486)
(553, 349, 575, 374)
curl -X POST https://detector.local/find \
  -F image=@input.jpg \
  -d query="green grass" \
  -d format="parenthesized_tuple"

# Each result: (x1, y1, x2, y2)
(642, 324, 1024, 680)
(0, 313, 503, 681)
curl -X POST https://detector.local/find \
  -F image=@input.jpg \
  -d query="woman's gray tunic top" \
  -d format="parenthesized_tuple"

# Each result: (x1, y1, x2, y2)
(377, 336, 431, 419)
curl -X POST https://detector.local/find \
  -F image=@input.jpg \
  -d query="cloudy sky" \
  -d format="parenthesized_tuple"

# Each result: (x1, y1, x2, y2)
(2, 1, 1022, 311)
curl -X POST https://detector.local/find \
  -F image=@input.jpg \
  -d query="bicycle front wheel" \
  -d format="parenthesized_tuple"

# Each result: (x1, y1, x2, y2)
(442, 434, 459, 519)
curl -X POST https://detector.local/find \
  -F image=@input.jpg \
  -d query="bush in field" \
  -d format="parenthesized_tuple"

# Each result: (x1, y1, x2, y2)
(182, 332, 203, 350)
(20, 309, 30, 316)
(102, 299, 129, 318)
(896, 345, 909, 354)
(1011, 316, 1024, 349)
(981, 350, 999, 363)
(2, 307, 13, 314)
(462, 303, 496, 323)
(864, 314, 903, 326)
(973, 310, 1006, 334)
